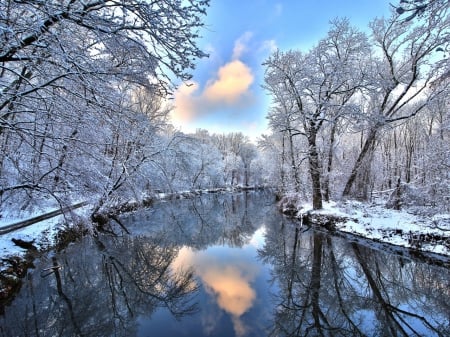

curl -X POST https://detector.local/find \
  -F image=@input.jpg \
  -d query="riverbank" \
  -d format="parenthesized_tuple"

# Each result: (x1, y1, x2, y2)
(0, 186, 268, 309)
(0, 186, 267, 265)
(1, 188, 449, 266)
(279, 196, 450, 259)
(1, 188, 449, 310)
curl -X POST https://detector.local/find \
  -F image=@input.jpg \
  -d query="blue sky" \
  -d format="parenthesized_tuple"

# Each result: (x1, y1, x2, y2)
(170, 0, 393, 139)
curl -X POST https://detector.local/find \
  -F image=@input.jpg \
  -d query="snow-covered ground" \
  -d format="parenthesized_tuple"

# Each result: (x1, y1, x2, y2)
(0, 204, 92, 267)
(0, 216, 64, 259)
(295, 200, 450, 257)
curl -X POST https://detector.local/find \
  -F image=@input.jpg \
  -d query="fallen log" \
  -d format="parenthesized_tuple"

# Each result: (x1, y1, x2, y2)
(0, 201, 88, 235)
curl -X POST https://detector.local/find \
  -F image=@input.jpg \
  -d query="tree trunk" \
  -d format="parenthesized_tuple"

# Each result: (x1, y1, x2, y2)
(342, 127, 378, 199)
(308, 130, 323, 210)
(310, 233, 324, 332)
(280, 134, 287, 193)
(244, 163, 249, 186)
(288, 129, 301, 193)
(323, 122, 337, 202)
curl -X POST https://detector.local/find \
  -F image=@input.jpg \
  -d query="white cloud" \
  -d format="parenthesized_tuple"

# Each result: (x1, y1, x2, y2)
(232, 31, 253, 60)
(274, 3, 283, 17)
(260, 39, 278, 55)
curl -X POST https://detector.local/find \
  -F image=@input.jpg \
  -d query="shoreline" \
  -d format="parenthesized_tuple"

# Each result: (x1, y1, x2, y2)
(278, 197, 450, 263)
(1, 190, 449, 312)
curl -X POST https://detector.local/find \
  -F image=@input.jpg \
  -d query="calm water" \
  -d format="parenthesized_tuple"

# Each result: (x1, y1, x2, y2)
(1, 192, 449, 337)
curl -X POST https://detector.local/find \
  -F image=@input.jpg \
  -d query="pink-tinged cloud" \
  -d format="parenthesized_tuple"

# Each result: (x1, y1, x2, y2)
(171, 81, 201, 123)
(203, 60, 254, 104)
(171, 247, 259, 337)
(171, 60, 254, 125)
(170, 32, 256, 127)
(201, 264, 256, 317)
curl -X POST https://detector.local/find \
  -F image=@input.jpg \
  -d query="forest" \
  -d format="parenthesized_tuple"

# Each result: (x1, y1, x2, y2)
(0, 0, 449, 223)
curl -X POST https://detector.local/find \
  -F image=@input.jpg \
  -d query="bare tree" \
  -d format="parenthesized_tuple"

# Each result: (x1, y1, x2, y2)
(342, 8, 449, 199)
(0, 1, 209, 213)
(263, 19, 369, 209)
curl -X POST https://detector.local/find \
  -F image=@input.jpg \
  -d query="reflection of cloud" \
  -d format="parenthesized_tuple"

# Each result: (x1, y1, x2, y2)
(248, 227, 266, 249)
(172, 247, 259, 337)
(202, 264, 256, 316)
(232, 316, 247, 337)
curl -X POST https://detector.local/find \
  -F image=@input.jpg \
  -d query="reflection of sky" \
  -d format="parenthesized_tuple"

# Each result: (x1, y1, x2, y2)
(172, 227, 268, 336)
(176, 246, 257, 336)
(138, 226, 275, 337)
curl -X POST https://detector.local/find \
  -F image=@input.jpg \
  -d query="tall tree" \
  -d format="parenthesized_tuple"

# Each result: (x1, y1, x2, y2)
(264, 19, 369, 209)
(342, 9, 449, 199)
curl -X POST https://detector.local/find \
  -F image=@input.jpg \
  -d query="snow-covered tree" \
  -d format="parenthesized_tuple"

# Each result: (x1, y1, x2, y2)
(0, 0, 210, 215)
(342, 8, 449, 199)
(263, 19, 370, 209)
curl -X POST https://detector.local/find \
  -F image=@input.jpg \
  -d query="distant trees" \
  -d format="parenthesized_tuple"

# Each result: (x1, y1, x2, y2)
(209, 131, 260, 187)
(262, 9, 449, 211)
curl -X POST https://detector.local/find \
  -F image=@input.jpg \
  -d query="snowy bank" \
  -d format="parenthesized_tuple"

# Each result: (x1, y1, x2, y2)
(0, 186, 267, 263)
(279, 196, 450, 258)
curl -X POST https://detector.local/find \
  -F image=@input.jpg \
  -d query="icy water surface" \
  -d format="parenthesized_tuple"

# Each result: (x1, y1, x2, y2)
(1, 191, 449, 336)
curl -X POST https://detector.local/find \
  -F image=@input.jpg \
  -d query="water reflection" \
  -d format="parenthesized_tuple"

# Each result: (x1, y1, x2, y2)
(260, 219, 450, 337)
(1, 191, 449, 337)
(173, 245, 260, 336)
(0, 234, 198, 337)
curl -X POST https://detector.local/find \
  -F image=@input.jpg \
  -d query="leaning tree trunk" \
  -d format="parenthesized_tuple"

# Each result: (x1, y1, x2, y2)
(288, 129, 302, 194)
(342, 127, 378, 199)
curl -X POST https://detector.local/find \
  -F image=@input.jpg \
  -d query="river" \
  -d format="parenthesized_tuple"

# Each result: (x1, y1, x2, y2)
(1, 191, 449, 336)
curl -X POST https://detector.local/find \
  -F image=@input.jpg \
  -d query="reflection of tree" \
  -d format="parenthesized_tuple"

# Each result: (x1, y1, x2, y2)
(261, 220, 450, 337)
(0, 235, 198, 337)
(120, 192, 274, 249)
(1, 192, 277, 336)
(352, 244, 447, 337)
(102, 235, 198, 319)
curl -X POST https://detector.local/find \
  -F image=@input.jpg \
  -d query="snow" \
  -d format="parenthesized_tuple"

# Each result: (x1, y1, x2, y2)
(299, 200, 450, 256)
(0, 204, 91, 271)
(0, 216, 62, 260)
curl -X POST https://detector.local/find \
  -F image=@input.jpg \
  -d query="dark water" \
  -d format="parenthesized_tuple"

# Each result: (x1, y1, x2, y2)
(1, 192, 449, 337)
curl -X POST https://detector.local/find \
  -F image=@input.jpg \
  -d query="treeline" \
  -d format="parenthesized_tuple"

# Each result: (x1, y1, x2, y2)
(260, 6, 449, 212)
(1, 1, 448, 220)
